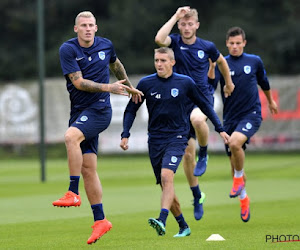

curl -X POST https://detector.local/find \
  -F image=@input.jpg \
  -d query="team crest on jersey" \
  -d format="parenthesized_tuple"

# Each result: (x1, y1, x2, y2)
(171, 88, 179, 97)
(198, 50, 204, 59)
(98, 51, 105, 60)
(244, 65, 251, 74)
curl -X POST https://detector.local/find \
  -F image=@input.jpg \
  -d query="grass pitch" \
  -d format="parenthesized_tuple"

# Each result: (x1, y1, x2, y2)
(0, 153, 299, 249)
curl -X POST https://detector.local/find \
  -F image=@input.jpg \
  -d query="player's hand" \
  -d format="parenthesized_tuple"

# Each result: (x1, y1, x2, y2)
(223, 81, 235, 98)
(175, 6, 191, 20)
(269, 99, 278, 114)
(127, 87, 144, 104)
(120, 138, 129, 150)
(219, 131, 230, 144)
(110, 80, 132, 96)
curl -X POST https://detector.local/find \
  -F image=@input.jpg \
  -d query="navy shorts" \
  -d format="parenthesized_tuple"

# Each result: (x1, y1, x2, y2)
(148, 139, 188, 184)
(224, 112, 262, 156)
(69, 106, 112, 155)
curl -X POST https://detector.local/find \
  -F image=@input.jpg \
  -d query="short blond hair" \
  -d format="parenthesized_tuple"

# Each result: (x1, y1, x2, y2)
(184, 8, 198, 22)
(75, 11, 96, 25)
(154, 47, 175, 60)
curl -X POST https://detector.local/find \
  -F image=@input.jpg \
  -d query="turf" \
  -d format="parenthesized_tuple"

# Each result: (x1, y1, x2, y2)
(0, 153, 299, 249)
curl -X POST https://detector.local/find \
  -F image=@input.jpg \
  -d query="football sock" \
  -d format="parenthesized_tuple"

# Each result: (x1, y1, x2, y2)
(234, 169, 244, 178)
(91, 203, 105, 221)
(239, 188, 247, 199)
(190, 185, 201, 199)
(175, 214, 188, 229)
(158, 208, 169, 226)
(68, 176, 80, 195)
(199, 145, 208, 157)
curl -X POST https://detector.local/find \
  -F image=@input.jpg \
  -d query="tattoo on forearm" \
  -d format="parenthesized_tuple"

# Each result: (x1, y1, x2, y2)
(68, 71, 107, 92)
(111, 60, 131, 87)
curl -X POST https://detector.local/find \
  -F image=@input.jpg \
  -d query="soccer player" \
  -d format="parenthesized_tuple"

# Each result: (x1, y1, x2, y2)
(208, 27, 278, 222)
(155, 6, 235, 220)
(120, 47, 229, 237)
(52, 11, 143, 244)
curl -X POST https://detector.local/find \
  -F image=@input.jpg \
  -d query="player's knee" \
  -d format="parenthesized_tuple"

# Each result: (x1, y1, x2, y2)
(228, 140, 241, 153)
(64, 128, 82, 146)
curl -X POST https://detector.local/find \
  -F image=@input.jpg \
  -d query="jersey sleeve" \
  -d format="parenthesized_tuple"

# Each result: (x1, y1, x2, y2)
(208, 42, 220, 63)
(59, 43, 81, 76)
(109, 41, 117, 64)
(121, 81, 145, 138)
(187, 79, 224, 133)
(256, 56, 270, 91)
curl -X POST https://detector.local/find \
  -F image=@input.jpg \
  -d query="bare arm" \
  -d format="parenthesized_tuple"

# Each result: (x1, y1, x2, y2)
(155, 6, 191, 46)
(109, 58, 143, 102)
(263, 90, 278, 114)
(109, 58, 133, 88)
(216, 54, 235, 97)
(68, 71, 131, 96)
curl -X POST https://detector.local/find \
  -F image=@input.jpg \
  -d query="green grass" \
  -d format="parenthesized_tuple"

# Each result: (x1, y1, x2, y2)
(0, 153, 299, 249)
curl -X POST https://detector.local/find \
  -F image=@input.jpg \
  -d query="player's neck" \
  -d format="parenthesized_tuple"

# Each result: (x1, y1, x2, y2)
(181, 35, 197, 45)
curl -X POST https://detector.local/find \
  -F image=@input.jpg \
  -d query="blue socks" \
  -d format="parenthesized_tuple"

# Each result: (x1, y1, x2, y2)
(68, 176, 80, 195)
(91, 203, 105, 221)
(158, 208, 169, 226)
(175, 214, 188, 229)
(199, 145, 208, 158)
(191, 185, 201, 200)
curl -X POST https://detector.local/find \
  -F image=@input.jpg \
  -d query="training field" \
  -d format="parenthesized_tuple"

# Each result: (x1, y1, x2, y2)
(0, 153, 299, 249)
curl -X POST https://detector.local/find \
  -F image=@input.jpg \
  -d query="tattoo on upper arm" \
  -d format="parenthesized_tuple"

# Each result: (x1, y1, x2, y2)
(68, 71, 82, 82)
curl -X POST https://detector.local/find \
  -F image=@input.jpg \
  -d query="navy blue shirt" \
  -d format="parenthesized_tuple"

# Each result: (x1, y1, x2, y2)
(213, 53, 270, 124)
(169, 33, 220, 96)
(121, 73, 224, 141)
(59, 36, 117, 111)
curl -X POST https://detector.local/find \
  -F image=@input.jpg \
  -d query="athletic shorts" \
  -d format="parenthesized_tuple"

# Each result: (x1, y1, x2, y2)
(148, 140, 188, 185)
(69, 106, 112, 155)
(224, 112, 262, 156)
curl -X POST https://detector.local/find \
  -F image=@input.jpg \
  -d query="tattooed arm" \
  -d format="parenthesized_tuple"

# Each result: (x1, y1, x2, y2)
(109, 58, 133, 88)
(68, 71, 130, 96)
(109, 58, 143, 103)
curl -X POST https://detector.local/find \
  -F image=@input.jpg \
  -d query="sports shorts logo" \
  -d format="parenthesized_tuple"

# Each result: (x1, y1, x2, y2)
(244, 65, 251, 74)
(198, 50, 204, 59)
(246, 122, 252, 129)
(80, 115, 88, 122)
(98, 51, 105, 60)
(171, 156, 178, 163)
(171, 88, 179, 97)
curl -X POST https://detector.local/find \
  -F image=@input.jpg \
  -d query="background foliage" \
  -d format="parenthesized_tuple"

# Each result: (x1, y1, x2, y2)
(1, 0, 300, 81)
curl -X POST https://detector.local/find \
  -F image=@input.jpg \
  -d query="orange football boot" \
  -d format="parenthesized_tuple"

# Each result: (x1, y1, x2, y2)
(240, 195, 250, 222)
(52, 191, 81, 207)
(87, 218, 112, 244)
(229, 176, 245, 198)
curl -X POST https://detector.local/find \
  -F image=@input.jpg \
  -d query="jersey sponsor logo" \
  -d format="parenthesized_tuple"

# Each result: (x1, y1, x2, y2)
(151, 92, 157, 96)
(198, 50, 204, 59)
(80, 115, 88, 122)
(180, 46, 189, 50)
(75, 57, 84, 61)
(244, 65, 251, 74)
(171, 88, 179, 97)
(155, 94, 161, 99)
(88, 56, 92, 61)
(171, 156, 178, 163)
(98, 51, 105, 60)
(230, 70, 235, 76)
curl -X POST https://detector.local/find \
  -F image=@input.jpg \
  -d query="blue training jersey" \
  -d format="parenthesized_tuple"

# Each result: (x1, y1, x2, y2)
(59, 36, 117, 111)
(213, 53, 270, 124)
(121, 73, 223, 141)
(169, 33, 220, 96)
